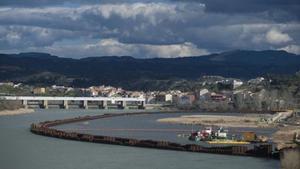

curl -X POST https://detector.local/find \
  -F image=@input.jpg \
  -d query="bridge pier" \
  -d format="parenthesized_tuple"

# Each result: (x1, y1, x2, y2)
(63, 100, 69, 109)
(22, 100, 28, 109)
(121, 101, 128, 109)
(43, 100, 48, 109)
(138, 101, 145, 109)
(83, 100, 88, 109)
(102, 101, 108, 109)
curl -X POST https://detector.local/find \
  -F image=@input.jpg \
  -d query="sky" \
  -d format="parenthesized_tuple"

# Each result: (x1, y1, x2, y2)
(0, 0, 299, 58)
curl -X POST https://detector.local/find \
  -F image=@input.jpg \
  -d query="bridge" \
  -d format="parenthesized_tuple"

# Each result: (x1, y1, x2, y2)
(0, 96, 145, 109)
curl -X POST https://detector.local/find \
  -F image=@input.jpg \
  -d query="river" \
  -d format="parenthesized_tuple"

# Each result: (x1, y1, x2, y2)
(0, 109, 279, 169)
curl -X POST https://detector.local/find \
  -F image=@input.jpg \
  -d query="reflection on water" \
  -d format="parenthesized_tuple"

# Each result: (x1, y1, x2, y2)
(0, 110, 279, 169)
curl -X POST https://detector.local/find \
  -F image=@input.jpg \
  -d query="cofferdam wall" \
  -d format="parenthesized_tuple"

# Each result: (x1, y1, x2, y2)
(30, 112, 278, 159)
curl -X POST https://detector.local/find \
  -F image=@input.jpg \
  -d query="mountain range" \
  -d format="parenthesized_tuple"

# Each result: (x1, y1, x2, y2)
(1, 50, 299, 90)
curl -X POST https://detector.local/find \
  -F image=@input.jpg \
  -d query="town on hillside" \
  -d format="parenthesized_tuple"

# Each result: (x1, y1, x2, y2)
(1, 73, 300, 112)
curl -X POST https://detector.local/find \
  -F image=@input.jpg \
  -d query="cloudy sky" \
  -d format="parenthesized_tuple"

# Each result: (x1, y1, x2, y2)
(0, 0, 299, 58)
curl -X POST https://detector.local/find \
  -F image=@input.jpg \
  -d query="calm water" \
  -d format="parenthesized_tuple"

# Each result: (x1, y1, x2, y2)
(0, 109, 279, 169)
(55, 112, 277, 146)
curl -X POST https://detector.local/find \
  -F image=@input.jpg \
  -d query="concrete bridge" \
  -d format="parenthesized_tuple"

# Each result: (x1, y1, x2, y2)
(0, 96, 145, 109)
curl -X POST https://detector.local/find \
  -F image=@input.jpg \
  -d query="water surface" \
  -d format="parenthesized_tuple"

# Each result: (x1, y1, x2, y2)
(55, 112, 277, 145)
(0, 109, 279, 169)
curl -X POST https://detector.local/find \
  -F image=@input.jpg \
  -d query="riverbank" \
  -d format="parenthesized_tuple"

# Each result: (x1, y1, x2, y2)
(280, 148, 300, 169)
(273, 125, 300, 150)
(271, 111, 300, 150)
(0, 108, 34, 116)
(157, 114, 272, 128)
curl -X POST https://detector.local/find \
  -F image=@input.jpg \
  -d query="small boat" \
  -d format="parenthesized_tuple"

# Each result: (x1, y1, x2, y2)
(188, 126, 213, 141)
(188, 126, 251, 144)
(215, 127, 227, 139)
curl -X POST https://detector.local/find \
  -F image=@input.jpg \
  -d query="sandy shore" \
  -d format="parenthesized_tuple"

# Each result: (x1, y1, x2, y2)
(273, 126, 300, 149)
(157, 114, 270, 128)
(0, 108, 34, 116)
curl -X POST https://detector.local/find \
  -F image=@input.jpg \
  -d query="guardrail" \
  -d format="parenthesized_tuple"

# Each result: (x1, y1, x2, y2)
(0, 96, 145, 102)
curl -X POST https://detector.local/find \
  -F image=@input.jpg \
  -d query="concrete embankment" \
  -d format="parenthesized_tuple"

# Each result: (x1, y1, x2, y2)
(30, 112, 279, 159)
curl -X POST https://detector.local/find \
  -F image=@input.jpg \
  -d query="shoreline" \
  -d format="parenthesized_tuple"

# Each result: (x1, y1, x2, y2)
(157, 110, 294, 128)
(157, 114, 272, 128)
(0, 108, 34, 116)
(273, 126, 300, 150)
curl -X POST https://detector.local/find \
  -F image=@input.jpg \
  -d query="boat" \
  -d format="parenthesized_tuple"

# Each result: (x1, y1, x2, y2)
(188, 126, 213, 141)
(215, 127, 227, 139)
(188, 126, 251, 144)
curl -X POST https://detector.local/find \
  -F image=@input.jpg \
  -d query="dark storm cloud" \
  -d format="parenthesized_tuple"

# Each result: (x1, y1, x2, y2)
(170, 0, 300, 23)
(0, 0, 299, 57)
(176, 0, 300, 16)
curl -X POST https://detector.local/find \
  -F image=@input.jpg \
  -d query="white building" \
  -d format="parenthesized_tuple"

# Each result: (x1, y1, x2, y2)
(248, 77, 265, 85)
(199, 89, 209, 96)
(233, 80, 243, 89)
(165, 94, 173, 103)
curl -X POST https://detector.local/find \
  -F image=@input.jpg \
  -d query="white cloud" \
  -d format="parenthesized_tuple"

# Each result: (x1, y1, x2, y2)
(0, 2, 207, 49)
(31, 38, 208, 58)
(0, 2, 299, 57)
(6, 31, 21, 45)
(280, 45, 300, 54)
(95, 3, 191, 22)
(265, 28, 292, 45)
(143, 42, 208, 58)
(0, 25, 83, 49)
(0, 2, 206, 28)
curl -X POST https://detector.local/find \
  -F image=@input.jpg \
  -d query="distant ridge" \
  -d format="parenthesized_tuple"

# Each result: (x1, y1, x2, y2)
(0, 50, 299, 89)
(9, 52, 58, 59)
